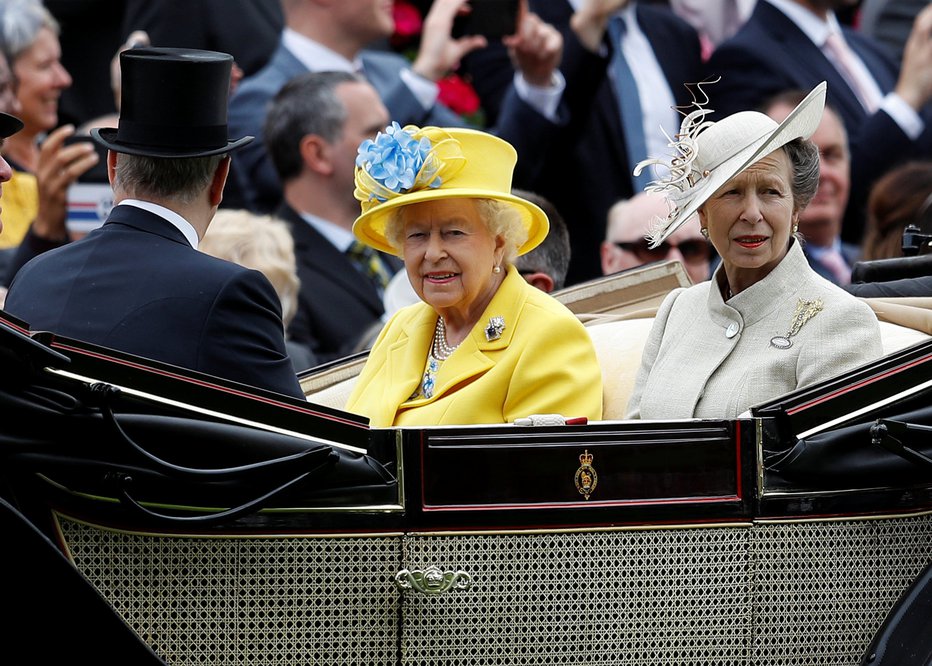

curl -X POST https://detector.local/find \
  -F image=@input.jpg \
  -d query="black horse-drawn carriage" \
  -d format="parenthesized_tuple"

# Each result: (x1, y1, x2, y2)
(1, 264, 930, 665)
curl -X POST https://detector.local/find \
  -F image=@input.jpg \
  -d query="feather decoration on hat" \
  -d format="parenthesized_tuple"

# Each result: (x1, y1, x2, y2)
(633, 80, 719, 247)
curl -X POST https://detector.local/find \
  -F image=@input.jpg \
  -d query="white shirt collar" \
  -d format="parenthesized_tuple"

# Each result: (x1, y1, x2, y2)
(281, 28, 362, 73)
(119, 199, 200, 249)
(297, 211, 356, 253)
(765, 0, 840, 47)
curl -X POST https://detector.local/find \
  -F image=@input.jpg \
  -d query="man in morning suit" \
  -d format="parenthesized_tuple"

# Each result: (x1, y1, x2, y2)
(705, 0, 932, 243)
(265, 71, 400, 363)
(227, 0, 565, 213)
(5, 48, 305, 399)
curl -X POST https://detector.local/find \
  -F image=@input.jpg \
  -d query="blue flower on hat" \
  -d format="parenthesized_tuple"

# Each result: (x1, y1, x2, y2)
(356, 122, 441, 201)
(354, 124, 467, 214)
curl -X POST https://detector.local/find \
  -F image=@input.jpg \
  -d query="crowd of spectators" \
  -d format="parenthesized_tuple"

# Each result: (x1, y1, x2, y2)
(0, 0, 930, 366)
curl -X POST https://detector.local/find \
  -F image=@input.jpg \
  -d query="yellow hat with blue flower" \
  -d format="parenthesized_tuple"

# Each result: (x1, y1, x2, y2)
(352, 123, 549, 256)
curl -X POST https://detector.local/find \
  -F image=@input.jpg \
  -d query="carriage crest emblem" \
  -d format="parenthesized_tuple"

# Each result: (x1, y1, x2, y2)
(574, 450, 598, 500)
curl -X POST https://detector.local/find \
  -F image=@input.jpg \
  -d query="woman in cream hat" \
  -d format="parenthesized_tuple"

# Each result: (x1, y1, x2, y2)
(627, 83, 883, 419)
(345, 123, 602, 427)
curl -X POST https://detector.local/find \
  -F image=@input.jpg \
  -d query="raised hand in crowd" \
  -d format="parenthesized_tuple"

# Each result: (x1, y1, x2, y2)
(569, 0, 630, 53)
(412, 0, 489, 81)
(505, 3, 564, 87)
(413, 0, 562, 88)
(894, 3, 932, 113)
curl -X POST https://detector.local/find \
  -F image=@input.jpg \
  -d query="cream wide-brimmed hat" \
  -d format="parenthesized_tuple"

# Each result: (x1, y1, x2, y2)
(352, 123, 549, 256)
(637, 81, 827, 247)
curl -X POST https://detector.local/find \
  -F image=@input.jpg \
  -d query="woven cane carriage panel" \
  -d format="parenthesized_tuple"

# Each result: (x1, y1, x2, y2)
(751, 513, 932, 665)
(398, 527, 753, 665)
(59, 517, 401, 666)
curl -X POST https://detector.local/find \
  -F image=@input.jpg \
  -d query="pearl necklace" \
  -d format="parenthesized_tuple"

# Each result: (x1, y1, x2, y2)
(432, 317, 459, 360)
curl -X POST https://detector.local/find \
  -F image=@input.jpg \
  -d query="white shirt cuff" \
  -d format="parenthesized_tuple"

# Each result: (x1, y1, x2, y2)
(512, 70, 565, 122)
(399, 68, 440, 111)
(881, 93, 924, 140)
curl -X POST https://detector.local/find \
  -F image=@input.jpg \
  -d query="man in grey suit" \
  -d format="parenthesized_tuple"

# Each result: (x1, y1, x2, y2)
(228, 0, 565, 213)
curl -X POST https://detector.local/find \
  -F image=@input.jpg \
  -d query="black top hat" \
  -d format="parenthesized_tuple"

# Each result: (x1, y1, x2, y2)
(0, 111, 22, 138)
(91, 47, 253, 159)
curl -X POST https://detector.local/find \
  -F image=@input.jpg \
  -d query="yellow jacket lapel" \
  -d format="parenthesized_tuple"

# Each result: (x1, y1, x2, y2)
(424, 265, 528, 401)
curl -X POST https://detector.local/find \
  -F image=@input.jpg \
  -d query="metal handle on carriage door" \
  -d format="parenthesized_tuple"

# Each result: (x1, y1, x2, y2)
(394, 565, 472, 595)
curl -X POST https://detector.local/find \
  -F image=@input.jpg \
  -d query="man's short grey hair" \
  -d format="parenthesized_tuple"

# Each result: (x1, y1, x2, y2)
(0, 0, 58, 64)
(264, 70, 363, 182)
(385, 198, 528, 265)
(782, 137, 820, 213)
(113, 153, 226, 205)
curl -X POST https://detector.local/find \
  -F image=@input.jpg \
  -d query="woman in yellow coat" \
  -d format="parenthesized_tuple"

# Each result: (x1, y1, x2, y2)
(345, 123, 602, 427)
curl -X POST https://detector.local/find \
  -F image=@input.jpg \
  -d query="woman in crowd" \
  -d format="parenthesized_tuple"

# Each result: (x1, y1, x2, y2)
(859, 161, 932, 261)
(345, 123, 602, 427)
(0, 0, 96, 253)
(627, 83, 882, 420)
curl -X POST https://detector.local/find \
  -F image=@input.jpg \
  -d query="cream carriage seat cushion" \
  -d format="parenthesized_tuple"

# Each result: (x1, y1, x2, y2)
(877, 321, 930, 354)
(583, 317, 655, 420)
(307, 375, 359, 411)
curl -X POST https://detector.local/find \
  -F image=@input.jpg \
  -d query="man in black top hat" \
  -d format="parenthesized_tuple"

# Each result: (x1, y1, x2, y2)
(4, 48, 305, 399)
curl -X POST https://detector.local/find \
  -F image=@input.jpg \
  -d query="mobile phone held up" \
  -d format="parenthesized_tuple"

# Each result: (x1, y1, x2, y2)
(452, 0, 520, 40)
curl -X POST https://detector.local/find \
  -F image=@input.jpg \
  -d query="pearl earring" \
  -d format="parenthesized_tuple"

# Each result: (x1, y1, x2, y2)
(492, 265, 502, 274)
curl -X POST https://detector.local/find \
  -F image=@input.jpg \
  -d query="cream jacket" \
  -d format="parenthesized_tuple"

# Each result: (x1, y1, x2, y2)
(627, 241, 883, 420)
(346, 266, 603, 427)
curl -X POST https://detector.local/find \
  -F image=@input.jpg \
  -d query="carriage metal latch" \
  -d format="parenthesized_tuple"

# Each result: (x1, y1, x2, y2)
(394, 565, 472, 595)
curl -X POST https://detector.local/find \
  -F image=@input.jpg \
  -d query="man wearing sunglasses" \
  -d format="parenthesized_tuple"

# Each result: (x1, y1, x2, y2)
(601, 191, 711, 284)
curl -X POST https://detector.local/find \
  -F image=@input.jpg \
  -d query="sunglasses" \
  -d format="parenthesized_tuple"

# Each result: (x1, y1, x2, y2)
(613, 238, 710, 263)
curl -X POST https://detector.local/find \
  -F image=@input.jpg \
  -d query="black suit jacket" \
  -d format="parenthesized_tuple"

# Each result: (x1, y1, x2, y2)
(4, 205, 304, 399)
(705, 0, 932, 243)
(467, 2, 701, 283)
(277, 204, 401, 363)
